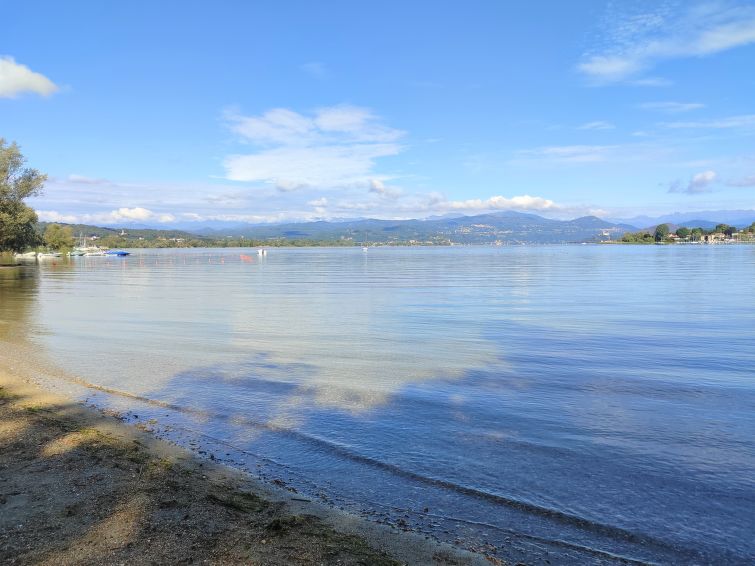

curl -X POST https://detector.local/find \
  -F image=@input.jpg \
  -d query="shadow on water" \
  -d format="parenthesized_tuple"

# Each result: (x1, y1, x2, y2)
(58, 350, 737, 565)
(86, 310, 753, 566)
(4, 248, 755, 564)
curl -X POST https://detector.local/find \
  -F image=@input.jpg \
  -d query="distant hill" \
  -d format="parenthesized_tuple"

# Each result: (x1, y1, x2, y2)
(39, 211, 635, 245)
(611, 210, 755, 229)
(37, 222, 208, 242)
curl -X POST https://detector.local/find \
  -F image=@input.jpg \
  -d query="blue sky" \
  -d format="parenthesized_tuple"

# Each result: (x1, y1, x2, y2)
(2, 0, 755, 226)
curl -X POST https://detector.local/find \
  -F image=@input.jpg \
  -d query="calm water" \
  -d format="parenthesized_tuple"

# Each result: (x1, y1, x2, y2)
(1, 246, 754, 564)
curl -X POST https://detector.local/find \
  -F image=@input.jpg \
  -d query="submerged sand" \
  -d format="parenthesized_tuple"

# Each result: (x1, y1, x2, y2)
(0, 371, 492, 565)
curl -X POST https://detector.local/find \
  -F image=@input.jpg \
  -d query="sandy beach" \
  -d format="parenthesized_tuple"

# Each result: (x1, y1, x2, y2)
(0, 369, 491, 565)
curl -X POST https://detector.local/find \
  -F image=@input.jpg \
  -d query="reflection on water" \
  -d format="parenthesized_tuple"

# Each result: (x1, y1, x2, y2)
(1, 246, 754, 564)
(0, 265, 38, 343)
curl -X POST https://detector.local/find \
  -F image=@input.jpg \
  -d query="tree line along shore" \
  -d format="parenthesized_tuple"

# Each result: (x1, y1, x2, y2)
(613, 222, 755, 244)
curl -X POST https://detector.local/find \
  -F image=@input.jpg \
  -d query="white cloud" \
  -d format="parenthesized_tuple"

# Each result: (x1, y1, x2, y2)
(223, 105, 404, 189)
(368, 178, 402, 198)
(669, 170, 718, 194)
(313, 105, 402, 142)
(307, 197, 328, 207)
(224, 143, 401, 189)
(578, 121, 615, 130)
(0, 56, 58, 98)
(639, 101, 705, 113)
(37, 207, 179, 225)
(37, 210, 79, 223)
(578, 3, 755, 83)
(227, 108, 315, 146)
(661, 114, 755, 129)
(442, 195, 558, 212)
(110, 207, 155, 221)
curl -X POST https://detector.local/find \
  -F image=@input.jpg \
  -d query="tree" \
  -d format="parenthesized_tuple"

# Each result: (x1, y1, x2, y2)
(43, 223, 74, 250)
(675, 226, 690, 239)
(654, 223, 670, 242)
(0, 139, 46, 252)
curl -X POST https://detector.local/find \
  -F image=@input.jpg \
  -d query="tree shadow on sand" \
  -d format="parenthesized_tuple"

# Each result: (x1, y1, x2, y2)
(0, 383, 401, 565)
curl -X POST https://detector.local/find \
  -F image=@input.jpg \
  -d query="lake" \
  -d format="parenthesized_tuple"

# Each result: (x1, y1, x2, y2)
(1, 245, 753, 564)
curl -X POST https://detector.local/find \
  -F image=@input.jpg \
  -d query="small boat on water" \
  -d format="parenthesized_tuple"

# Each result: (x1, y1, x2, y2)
(72, 233, 107, 256)
(13, 251, 38, 260)
(104, 250, 130, 256)
(37, 252, 62, 259)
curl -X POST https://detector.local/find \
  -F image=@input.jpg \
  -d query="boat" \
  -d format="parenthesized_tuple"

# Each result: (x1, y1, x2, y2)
(104, 250, 130, 256)
(37, 252, 62, 259)
(13, 251, 38, 260)
(72, 233, 106, 256)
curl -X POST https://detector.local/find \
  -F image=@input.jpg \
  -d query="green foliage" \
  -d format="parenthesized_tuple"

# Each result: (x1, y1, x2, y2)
(714, 224, 736, 237)
(654, 223, 670, 242)
(620, 231, 655, 243)
(0, 139, 46, 252)
(43, 223, 74, 250)
(675, 227, 691, 239)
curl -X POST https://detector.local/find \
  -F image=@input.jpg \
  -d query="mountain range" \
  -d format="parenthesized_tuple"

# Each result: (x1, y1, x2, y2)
(42, 209, 755, 246)
(43, 211, 633, 245)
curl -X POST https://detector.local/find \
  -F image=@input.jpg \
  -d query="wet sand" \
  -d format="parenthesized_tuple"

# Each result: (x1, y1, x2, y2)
(0, 371, 491, 565)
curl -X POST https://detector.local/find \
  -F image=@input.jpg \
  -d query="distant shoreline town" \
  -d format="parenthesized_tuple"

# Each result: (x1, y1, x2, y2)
(609, 222, 755, 245)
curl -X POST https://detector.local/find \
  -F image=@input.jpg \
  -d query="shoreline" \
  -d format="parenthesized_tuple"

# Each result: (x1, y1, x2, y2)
(0, 369, 489, 565)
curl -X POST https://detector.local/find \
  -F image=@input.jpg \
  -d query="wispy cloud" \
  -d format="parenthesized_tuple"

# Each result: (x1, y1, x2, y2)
(578, 2, 755, 83)
(668, 169, 718, 194)
(66, 174, 114, 185)
(639, 101, 705, 113)
(0, 55, 58, 98)
(368, 178, 402, 199)
(517, 144, 618, 163)
(631, 77, 674, 87)
(727, 175, 755, 187)
(301, 61, 327, 79)
(578, 121, 615, 130)
(223, 105, 404, 190)
(661, 114, 755, 129)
